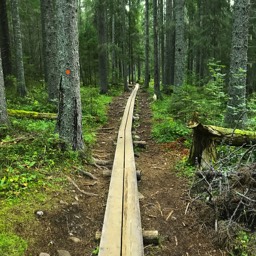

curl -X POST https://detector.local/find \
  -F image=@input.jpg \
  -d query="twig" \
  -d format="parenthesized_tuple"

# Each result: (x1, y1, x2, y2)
(235, 189, 256, 202)
(165, 210, 174, 221)
(66, 176, 98, 196)
(174, 236, 178, 246)
(156, 201, 163, 216)
(228, 199, 243, 227)
(185, 203, 190, 215)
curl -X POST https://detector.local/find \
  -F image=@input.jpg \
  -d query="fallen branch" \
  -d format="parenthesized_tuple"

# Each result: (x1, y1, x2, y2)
(66, 176, 98, 196)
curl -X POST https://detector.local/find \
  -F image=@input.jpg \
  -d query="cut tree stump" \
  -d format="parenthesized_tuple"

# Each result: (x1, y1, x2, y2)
(189, 123, 256, 169)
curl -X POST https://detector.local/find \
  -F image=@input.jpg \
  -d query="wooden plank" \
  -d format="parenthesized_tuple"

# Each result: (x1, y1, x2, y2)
(122, 84, 144, 256)
(98, 86, 138, 256)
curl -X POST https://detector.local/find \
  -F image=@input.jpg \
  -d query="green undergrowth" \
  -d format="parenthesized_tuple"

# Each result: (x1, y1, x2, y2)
(0, 233, 27, 256)
(1, 82, 122, 255)
(150, 92, 190, 143)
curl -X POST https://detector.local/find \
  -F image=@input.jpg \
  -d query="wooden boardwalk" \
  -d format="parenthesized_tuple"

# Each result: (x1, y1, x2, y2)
(98, 84, 144, 256)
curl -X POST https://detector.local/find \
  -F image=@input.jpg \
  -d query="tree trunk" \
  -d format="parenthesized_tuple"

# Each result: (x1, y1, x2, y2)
(0, 0, 12, 79)
(224, 0, 250, 128)
(153, 0, 161, 99)
(97, 0, 108, 94)
(122, 0, 129, 92)
(0, 50, 8, 125)
(40, 0, 59, 101)
(56, 0, 84, 151)
(174, 0, 186, 86)
(11, 0, 27, 97)
(159, 0, 165, 86)
(144, 0, 150, 89)
(164, 0, 175, 92)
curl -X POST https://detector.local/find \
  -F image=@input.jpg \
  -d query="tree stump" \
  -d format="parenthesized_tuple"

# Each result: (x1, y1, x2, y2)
(188, 123, 256, 169)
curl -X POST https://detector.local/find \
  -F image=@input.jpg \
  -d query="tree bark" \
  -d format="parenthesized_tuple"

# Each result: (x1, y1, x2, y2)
(174, 0, 186, 87)
(0, 0, 12, 79)
(159, 0, 165, 86)
(96, 0, 108, 94)
(11, 0, 27, 97)
(224, 0, 250, 128)
(0, 50, 8, 125)
(40, 0, 59, 101)
(144, 0, 150, 89)
(122, 0, 129, 92)
(153, 0, 161, 99)
(56, 0, 84, 151)
(164, 0, 175, 91)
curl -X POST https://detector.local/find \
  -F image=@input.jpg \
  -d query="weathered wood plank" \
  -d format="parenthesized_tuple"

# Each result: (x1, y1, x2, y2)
(99, 85, 141, 256)
(122, 84, 144, 256)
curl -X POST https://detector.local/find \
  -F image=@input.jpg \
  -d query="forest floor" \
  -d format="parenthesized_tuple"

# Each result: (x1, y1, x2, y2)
(25, 89, 227, 256)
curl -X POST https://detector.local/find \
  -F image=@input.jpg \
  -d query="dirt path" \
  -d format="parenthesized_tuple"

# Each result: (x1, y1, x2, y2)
(27, 89, 227, 256)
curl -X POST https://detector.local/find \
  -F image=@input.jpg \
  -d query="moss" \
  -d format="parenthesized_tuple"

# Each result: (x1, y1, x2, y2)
(7, 109, 57, 120)
(208, 125, 256, 137)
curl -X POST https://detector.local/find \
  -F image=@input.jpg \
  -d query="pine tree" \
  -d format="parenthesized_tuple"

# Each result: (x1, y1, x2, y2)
(174, 0, 186, 86)
(96, 0, 108, 94)
(11, 0, 27, 96)
(224, 0, 250, 128)
(144, 0, 150, 88)
(153, 0, 161, 99)
(40, 0, 59, 101)
(56, 0, 84, 150)
(0, 0, 12, 79)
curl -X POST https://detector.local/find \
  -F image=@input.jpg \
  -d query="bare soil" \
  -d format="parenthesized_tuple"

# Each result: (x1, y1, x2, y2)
(25, 89, 227, 256)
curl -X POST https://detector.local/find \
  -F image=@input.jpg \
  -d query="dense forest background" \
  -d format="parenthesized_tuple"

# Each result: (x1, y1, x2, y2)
(1, 0, 256, 255)
(1, 0, 256, 136)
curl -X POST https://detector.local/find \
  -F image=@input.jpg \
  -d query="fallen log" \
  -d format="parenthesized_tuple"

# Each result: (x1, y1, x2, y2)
(188, 122, 256, 169)
(7, 109, 57, 120)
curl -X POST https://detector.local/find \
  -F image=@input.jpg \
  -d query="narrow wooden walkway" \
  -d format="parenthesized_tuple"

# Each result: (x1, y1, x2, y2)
(98, 84, 144, 256)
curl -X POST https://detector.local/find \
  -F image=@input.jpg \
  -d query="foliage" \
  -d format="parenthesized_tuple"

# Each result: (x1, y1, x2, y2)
(151, 95, 190, 143)
(0, 83, 118, 197)
(0, 233, 27, 256)
(246, 93, 256, 131)
(152, 118, 190, 143)
(175, 156, 195, 178)
(91, 246, 99, 255)
(232, 231, 256, 256)
(6, 81, 57, 113)
(169, 60, 227, 126)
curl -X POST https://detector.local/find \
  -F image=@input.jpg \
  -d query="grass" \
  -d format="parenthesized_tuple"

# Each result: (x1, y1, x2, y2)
(1, 81, 122, 255)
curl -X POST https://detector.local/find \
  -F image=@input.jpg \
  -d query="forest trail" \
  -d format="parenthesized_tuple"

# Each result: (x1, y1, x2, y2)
(28, 89, 227, 256)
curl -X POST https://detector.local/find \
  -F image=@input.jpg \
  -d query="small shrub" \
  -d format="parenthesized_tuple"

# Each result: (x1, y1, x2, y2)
(232, 231, 256, 256)
(175, 156, 195, 178)
(152, 118, 190, 143)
